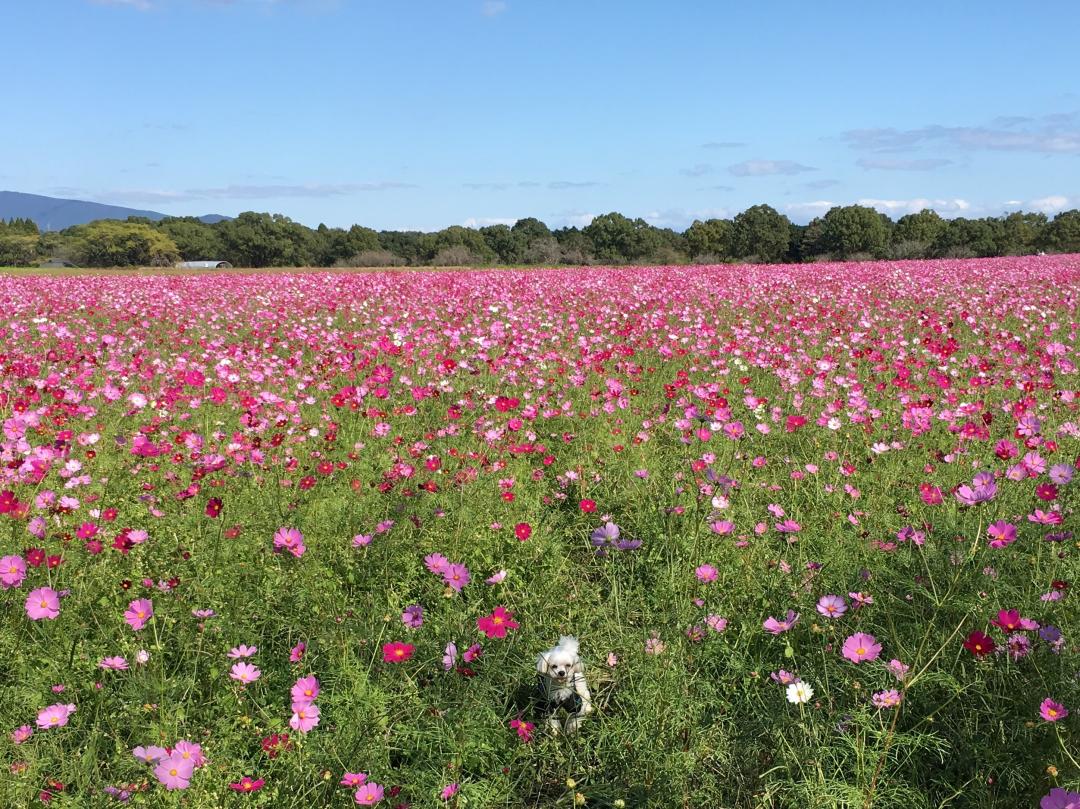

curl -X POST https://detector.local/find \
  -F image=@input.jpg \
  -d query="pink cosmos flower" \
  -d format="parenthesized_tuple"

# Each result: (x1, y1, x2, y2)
(230, 662, 261, 684)
(510, 718, 535, 743)
(842, 632, 882, 664)
(443, 641, 458, 671)
(0, 554, 26, 589)
(887, 659, 909, 681)
(695, 564, 718, 583)
(424, 553, 450, 574)
(290, 703, 321, 733)
(402, 604, 424, 629)
(763, 610, 799, 634)
(816, 594, 847, 618)
(228, 644, 258, 659)
(443, 563, 471, 592)
(485, 570, 507, 584)
(133, 745, 168, 763)
(154, 754, 195, 790)
(341, 772, 367, 787)
(124, 598, 153, 631)
(1040, 698, 1069, 722)
(463, 643, 483, 663)
(441, 783, 460, 800)
(355, 782, 385, 804)
(11, 725, 33, 744)
(229, 777, 265, 793)
(174, 739, 207, 768)
(706, 615, 729, 633)
(291, 675, 320, 706)
(99, 656, 129, 671)
(987, 521, 1017, 549)
(36, 703, 76, 729)
(290, 642, 307, 663)
(26, 587, 61, 621)
(273, 527, 306, 558)
(352, 534, 373, 548)
(872, 689, 902, 708)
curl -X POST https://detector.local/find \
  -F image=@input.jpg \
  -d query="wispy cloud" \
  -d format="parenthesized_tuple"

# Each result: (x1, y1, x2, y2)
(856, 197, 971, 216)
(698, 184, 734, 192)
(680, 163, 713, 178)
(701, 141, 745, 149)
(802, 179, 840, 190)
(481, 0, 507, 16)
(94, 182, 416, 204)
(547, 180, 601, 190)
(729, 160, 816, 177)
(856, 158, 953, 171)
(842, 112, 1080, 154)
(1026, 195, 1071, 214)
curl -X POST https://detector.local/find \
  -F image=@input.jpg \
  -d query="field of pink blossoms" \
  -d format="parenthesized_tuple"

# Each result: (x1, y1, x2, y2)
(2, 256, 1079, 808)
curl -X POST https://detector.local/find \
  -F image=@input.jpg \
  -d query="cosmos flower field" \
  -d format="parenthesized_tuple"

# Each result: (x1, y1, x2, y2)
(2, 256, 1079, 808)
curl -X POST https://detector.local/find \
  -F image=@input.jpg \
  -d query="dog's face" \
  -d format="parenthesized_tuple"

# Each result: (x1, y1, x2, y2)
(537, 638, 581, 684)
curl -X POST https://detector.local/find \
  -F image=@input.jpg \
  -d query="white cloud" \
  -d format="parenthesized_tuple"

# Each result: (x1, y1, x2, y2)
(482, 1, 507, 15)
(462, 216, 517, 228)
(857, 198, 971, 216)
(729, 160, 816, 177)
(1026, 195, 1070, 214)
(643, 207, 732, 229)
(856, 158, 953, 171)
(94, 182, 417, 205)
(784, 200, 836, 219)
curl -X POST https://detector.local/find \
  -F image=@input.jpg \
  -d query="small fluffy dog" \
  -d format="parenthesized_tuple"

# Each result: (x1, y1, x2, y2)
(536, 636, 593, 733)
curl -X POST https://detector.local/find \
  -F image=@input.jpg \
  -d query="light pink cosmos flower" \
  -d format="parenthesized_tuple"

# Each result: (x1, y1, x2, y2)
(11, 725, 33, 744)
(228, 644, 258, 659)
(273, 527, 306, 558)
(842, 632, 882, 664)
(230, 662, 261, 684)
(695, 564, 718, 583)
(154, 754, 195, 790)
(341, 772, 367, 787)
(872, 689, 902, 708)
(1, 554, 26, 589)
(133, 745, 168, 763)
(763, 610, 799, 634)
(443, 641, 458, 671)
(99, 656, 129, 671)
(485, 570, 507, 584)
(25, 587, 61, 620)
(816, 594, 847, 618)
(424, 553, 450, 574)
(37, 702, 76, 729)
(124, 598, 153, 631)
(355, 782, 385, 805)
(290, 703, 321, 733)
(887, 659, 909, 681)
(443, 563, 471, 592)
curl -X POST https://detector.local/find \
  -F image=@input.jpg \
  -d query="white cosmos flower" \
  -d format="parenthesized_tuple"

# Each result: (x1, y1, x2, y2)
(786, 681, 814, 704)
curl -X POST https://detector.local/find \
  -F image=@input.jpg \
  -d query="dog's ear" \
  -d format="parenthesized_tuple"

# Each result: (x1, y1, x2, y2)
(536, 651, 550, 675)
(558, 636, 579, 655)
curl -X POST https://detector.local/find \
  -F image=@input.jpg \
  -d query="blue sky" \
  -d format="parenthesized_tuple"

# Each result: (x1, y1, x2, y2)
(4, 0, 1079, 230)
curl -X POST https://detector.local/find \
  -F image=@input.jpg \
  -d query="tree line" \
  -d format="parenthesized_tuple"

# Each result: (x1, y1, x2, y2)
(2, 204, 1079, 268)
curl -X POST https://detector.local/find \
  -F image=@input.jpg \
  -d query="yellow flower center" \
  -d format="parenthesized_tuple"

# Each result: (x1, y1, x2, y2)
(856, 647, 865, 655)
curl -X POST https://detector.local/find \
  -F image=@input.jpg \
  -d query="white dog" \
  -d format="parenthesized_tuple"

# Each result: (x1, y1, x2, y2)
(536, 636, 593, 733)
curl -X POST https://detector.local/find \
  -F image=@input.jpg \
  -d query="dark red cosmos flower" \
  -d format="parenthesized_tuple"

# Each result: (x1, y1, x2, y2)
(1035, 483, 1058, 501)
(514, 522, 532, 541)
(579, 499, 596, 513)
(205, 497, 223, 518)
(963, 631, 996, 657)
(261, 733, 292, 759)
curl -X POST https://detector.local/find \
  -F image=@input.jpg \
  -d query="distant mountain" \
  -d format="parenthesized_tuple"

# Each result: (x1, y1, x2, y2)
(0, 191, 229, 230)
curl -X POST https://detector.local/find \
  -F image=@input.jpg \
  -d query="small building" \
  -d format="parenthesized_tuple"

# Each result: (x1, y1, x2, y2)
(178, 260, 233, 269)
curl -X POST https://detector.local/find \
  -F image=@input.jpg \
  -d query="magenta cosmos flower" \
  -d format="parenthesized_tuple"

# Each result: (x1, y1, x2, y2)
(99, 656, 129, 671)
(842, 632, 882, 664)
(25, 587, 61, 620)
(124, 598, 153, 631)
(987, 521, 1018, 549)
(477, 605, 519, 639)
(695, 564, 718, 583)
(1040, 698, 1069, 722)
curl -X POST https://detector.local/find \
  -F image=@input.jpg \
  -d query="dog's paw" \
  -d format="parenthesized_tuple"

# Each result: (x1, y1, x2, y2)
(547, 716, 563, 734)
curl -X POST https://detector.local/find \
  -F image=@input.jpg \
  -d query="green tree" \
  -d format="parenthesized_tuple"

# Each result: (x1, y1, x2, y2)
(511, 217, 552, 250)
(429, 226, 495, 265)
(583, 213, 664, 263)
(1042, 210, 1080, 253)
(685, 218, 733, 260)
(158, 217, 226, 261)
(995, 211, 1047, 255)
(818, 205, 891, 259)
(934, 217, 999, 258)
(0, 234, 40, 266)
(731, 204, 791, 262)
(479, 224, 524, 264)
(893, 209, 946, 245)
(216, 212, 316, 267)
(70, 220, 180, 267)
(314, 224, 380, 266)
